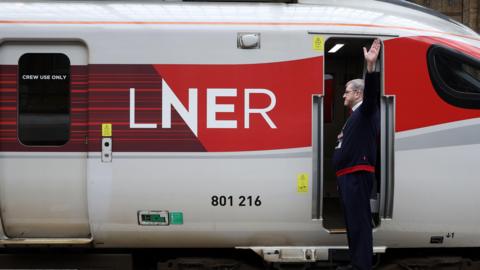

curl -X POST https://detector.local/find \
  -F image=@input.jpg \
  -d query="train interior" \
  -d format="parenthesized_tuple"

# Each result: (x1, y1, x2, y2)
(322, 37, 381, 232)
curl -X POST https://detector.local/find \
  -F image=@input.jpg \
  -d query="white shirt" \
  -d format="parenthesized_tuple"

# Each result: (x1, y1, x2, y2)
(352, 100, 363, 112)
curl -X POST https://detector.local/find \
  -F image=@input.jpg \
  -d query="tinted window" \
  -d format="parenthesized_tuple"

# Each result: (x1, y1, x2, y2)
(18, 53, 70, 146)
(428, 45, 480, 109)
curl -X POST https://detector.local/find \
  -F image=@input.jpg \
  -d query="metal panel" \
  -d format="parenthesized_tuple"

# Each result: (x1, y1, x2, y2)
(311, 95, 323, 219)
(243, 246, 386, 262)
(102, 138, 113, 163)
(379, 96, 395, 218)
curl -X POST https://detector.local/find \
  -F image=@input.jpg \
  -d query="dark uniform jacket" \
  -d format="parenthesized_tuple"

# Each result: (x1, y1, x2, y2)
(332, 72, 380, 177)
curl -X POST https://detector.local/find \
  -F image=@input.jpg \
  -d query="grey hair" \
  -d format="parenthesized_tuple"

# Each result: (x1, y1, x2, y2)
(346, 79, 364, 93)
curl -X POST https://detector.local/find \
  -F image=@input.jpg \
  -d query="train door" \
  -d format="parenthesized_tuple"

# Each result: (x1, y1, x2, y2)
(321, 37, 393, 232)
(0, 42, 90, 239)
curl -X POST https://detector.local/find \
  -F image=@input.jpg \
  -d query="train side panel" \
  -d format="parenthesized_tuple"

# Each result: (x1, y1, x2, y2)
(376, 36, 480, 248)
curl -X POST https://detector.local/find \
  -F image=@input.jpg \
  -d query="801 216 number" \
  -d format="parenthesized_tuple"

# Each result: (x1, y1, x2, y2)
(211, 195, 262, 207)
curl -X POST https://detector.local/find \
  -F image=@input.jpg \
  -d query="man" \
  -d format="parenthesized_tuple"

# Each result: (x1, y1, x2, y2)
(333, 39, 381, 270)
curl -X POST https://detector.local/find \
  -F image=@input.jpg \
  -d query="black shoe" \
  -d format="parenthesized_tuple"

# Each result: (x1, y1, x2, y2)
(336, 264, 354, 270)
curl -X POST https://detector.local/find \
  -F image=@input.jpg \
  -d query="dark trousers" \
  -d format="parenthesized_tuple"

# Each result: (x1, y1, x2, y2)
(337, 171, 373, 270)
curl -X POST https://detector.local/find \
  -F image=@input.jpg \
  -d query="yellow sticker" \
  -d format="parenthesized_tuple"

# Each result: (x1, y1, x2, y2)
(102, 123, 112, 137)
(297, 173, 309, 193)
(312, 35, 324, 52)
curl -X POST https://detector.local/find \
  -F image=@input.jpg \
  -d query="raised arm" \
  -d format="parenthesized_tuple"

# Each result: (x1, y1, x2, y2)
(361, 39, 381, 115)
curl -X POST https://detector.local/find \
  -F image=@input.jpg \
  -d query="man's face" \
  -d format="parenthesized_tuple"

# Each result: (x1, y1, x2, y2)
(343, 84, 361, 108)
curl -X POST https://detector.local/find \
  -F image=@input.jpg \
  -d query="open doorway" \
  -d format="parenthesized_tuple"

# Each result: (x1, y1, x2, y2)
(322, 37, 381, 232)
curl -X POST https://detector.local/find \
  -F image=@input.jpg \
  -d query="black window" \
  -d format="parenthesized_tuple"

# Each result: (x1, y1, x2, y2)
(18, 53, 70, 146)
(428, 45, 480, 109)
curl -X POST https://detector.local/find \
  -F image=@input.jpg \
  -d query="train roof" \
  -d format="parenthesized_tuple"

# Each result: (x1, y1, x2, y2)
(0, 0, 478, 42)
(375, 0, 466, 27)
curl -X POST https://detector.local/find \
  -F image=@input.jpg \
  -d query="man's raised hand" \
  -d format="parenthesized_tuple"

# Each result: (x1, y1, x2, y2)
(363, 39, 381, 73)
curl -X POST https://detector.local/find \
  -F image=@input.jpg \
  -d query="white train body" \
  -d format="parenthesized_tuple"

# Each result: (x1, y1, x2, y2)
(0, 0, 479, 261)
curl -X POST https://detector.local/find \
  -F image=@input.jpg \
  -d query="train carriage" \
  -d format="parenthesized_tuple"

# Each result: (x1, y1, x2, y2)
(0, 0, 479, 263)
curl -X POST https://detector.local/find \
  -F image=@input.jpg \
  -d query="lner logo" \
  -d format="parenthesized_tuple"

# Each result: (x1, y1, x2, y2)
(129, 79, 277, 136)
